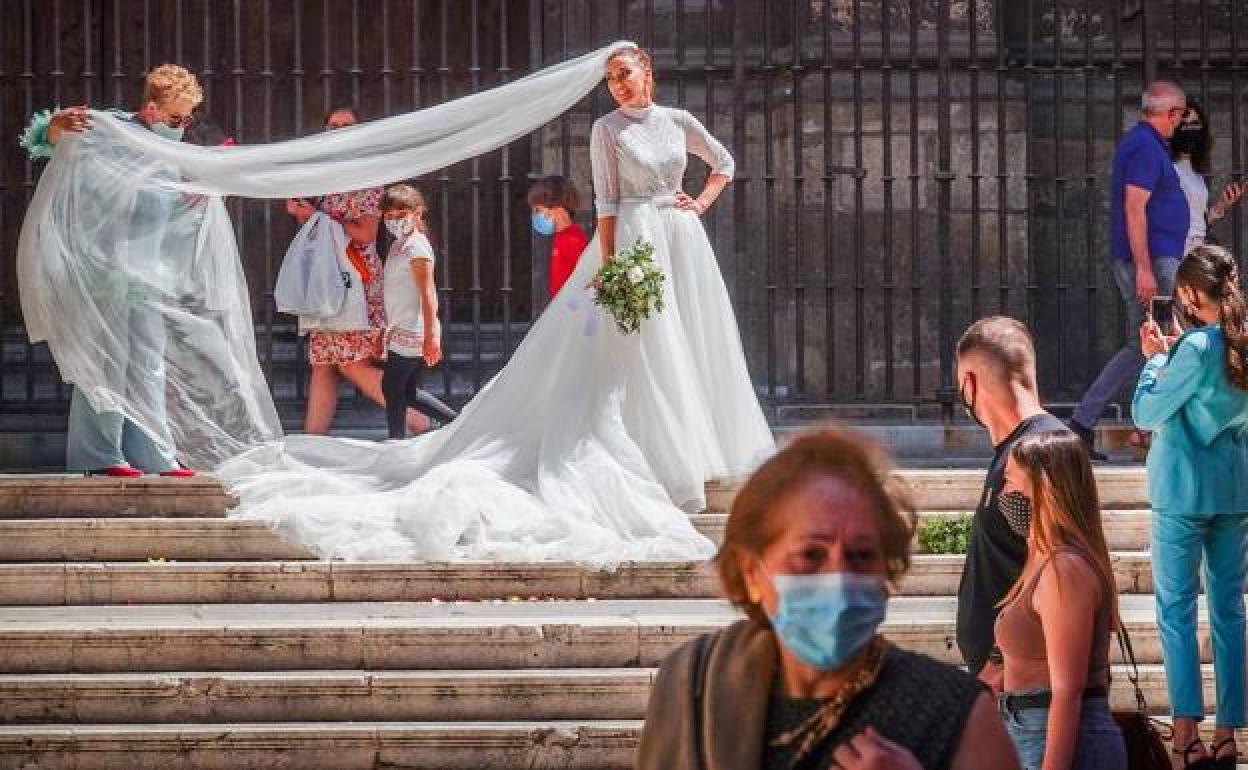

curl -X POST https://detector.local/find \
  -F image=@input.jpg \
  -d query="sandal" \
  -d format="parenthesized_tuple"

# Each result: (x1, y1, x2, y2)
(1173, 738, 1214, 770)
(1210, 737, 1238, 770)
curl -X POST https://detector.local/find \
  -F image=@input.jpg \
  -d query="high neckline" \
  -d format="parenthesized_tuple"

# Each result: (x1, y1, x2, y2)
(619, 103, 655, 119)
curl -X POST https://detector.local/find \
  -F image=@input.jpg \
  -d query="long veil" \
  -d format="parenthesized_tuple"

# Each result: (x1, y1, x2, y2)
(18, 42, 637, 468)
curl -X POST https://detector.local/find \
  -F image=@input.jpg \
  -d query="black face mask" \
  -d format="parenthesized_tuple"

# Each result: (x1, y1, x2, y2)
(999, 490, 1033, 535)
(1172, 126, 1207, 157)
(960, 377, 985, 428)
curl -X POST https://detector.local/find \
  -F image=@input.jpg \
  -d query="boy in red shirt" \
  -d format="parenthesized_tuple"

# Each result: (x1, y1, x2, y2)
(527, 176, 589, 297)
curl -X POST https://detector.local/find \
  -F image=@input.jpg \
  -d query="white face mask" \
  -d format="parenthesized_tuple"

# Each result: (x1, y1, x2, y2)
(150, 122, 185, 142)
(385, 217, 416, 239)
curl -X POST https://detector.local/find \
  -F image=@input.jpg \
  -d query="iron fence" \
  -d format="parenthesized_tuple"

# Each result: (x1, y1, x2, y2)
(1, 0, 1245, 426)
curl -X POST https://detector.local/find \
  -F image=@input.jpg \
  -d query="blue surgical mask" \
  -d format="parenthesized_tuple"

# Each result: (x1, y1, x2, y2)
(150, 122, 185, 142)
(531, 211, 555, 236)
(767, 571, 888, 671)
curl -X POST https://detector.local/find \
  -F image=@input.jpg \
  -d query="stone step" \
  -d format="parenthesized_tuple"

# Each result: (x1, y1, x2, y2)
(0, 475, 234, 519)
(0, 596, 1192, 674)
(3, 720, 1243, 770)
(0, 664, 1214, 725)
(709, 466, 1150, 512)
(0, 510, 1153, 562)
(0, 467, 1147, 519)
(0, 552, 1157, 605)
(0, 721, 641, 770)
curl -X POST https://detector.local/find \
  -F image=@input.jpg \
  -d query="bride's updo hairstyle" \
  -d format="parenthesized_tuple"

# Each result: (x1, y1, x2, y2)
(606, 45, 655, 102)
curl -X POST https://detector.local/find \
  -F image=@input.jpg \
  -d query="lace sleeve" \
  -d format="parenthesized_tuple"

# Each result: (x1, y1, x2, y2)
(675, 109, 734, 180)
(590, 117, 620, 217)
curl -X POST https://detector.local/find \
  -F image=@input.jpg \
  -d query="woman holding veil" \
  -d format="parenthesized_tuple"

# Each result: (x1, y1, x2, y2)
(21, 42, 772, 565)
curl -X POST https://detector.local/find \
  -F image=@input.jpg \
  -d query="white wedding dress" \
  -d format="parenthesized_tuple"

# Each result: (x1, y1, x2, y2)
(218, 103, 774, 565)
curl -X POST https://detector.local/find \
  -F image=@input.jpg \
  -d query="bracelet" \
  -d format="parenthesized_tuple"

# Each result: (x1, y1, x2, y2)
(18, 107, 58, 160)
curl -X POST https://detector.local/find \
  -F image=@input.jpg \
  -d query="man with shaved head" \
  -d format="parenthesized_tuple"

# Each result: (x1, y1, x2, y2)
(954, 317, 1068, 687)
(1070, 79, 1190, 460)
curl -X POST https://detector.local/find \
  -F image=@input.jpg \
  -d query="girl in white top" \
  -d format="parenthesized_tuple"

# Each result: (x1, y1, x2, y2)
(379, 184, 458, 439)
(1172, 104, 1243, 255)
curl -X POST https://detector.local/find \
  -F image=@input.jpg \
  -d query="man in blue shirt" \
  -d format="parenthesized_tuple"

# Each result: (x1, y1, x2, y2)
(1070, 80, 1190, 460)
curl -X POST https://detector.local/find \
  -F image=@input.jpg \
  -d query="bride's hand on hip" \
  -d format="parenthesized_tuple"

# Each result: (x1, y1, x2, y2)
(673, 192, 706, 215)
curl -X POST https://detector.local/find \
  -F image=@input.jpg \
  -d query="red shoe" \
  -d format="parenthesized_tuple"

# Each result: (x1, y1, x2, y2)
(90, 465, 143, 478)
(159, 468, 196, 478)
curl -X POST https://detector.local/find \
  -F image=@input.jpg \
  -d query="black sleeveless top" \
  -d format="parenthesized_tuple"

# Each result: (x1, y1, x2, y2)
(762, 647, 985, 770)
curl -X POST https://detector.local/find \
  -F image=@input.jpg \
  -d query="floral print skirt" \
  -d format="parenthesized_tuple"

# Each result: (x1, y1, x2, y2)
(308, 246, 386, 366)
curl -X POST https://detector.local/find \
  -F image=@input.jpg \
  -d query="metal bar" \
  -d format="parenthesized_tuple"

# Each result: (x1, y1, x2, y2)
(351, 0, 362, 106)
(822, 0, 836, 400)
(763, 0, 777, 399)
(321, 0, 333, 114)
(527, 0, 543, 319)
(24, 0, 39, 406)
(1053, 0, 1067, 394)
(470, 0, 483, 390)
(292, 0, 307, 405)
(498, 0, 513, 358)
(381, 0, 394, 114)
(995, 0, 1009, 316)
(1232, 0, 1244, 260)
(111, 0, 124, 103)
(935, 0, 954, 422)
(732, 0, 748, 384)
(968, 0, 981, 323)
(231, 0, 247, 392)
(82, 0, 95, 105)
(851, 0, 865, 401)
(881, 0, 895, 401)
(438, 0, 452, 396)
(908, 0, 921, 403)
(262, 0, 275, 380)
(792, 0, 804, 397)
(1024, 0, 1037, 332)
(1084, 0, 1098, 393)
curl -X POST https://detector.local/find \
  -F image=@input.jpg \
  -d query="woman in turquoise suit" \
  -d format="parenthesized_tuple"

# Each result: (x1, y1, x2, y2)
(1133, 244, 1248, 770)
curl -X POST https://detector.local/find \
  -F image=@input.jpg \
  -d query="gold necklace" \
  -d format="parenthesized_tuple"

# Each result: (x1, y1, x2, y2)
(769, 635, 890, 767)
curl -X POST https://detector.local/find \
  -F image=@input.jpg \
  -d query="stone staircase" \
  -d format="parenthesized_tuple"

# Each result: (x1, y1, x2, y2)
(0, 468, 1234, 769)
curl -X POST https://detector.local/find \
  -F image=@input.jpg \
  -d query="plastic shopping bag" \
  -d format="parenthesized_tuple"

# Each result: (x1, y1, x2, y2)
(274, 212, 348, 318)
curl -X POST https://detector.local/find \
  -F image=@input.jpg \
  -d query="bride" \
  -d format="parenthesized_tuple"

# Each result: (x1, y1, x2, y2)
(219, 44, 772, 564)
(18, 41, 770, 565)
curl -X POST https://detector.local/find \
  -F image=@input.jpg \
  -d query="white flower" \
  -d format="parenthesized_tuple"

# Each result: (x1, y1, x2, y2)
(627, 266, 645, 284)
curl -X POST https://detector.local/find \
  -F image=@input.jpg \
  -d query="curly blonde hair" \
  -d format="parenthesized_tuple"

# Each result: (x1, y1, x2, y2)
(142, 64, 204, 108)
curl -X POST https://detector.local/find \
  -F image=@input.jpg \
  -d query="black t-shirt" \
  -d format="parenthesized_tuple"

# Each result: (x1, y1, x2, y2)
(955, 413, 1068, 674)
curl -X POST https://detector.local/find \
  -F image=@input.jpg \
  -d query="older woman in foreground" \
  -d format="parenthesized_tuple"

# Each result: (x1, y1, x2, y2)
(638, 426, 1019, 770)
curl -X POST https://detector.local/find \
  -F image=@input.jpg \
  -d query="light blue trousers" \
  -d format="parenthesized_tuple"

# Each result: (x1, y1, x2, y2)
(66, 387, 176, 473)
(1152, 511, 1248, 725)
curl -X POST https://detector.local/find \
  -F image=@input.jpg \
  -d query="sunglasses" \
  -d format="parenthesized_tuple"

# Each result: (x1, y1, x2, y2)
(157, 111, 194, 128)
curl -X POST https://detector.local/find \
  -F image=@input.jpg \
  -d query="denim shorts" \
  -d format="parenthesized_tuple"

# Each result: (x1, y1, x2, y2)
(998, 691, 1127, 770)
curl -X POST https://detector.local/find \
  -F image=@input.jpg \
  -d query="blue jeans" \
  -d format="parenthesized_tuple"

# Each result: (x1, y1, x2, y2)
(1152, 511, 1248, 725)
(999, 693, 1126, 770)
(1072, 256, 1180, 431)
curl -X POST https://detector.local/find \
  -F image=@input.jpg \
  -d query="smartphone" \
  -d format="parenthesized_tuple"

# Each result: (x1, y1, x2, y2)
(1150, 296, 1174, 328)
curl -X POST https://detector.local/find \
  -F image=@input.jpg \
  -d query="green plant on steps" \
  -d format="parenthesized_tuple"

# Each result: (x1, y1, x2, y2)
(917, 514, 972, 555)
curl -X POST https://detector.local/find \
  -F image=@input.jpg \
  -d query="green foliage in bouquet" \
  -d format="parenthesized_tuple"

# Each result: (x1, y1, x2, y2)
(916, 514, 972, 555)
(593, 239, 666, 334)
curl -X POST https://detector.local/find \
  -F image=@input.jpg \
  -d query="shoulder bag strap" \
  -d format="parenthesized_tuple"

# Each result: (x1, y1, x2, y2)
(691, 632, 715, 770)
(1116, 620, 1149, 713)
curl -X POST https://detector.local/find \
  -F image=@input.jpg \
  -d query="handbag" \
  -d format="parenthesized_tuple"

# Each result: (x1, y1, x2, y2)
(274, 212, 349, 318)
(1112, 623, 1173, 770)
(690, 632, 714, 770)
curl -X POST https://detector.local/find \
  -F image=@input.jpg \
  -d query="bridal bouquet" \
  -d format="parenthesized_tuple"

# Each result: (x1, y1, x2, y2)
(593, 239, 666, 334)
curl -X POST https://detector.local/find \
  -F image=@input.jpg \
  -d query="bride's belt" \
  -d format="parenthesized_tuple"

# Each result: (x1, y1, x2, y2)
(619, 194, 678, 208)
